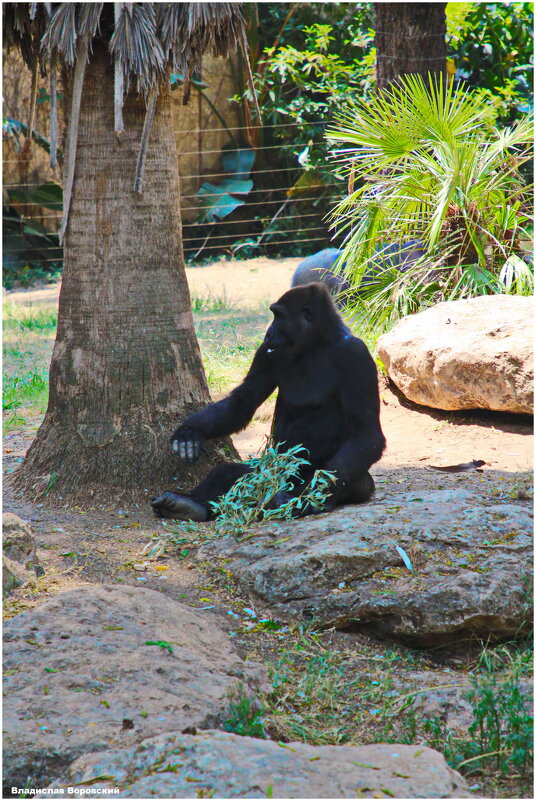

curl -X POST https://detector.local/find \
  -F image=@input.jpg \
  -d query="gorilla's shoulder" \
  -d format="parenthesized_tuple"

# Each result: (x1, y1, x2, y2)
(331, 331, 377, 369)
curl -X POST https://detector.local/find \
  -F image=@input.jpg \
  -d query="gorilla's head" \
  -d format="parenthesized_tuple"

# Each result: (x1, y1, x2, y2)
(264, 282, 342, 360)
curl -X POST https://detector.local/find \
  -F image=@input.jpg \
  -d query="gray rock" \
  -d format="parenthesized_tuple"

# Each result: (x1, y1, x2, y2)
(3, 585, 267, 792)
(291, 242, 427, 306)
(2, 512, 41, 593)
(197, 489, 533, 644)
(3, 512, 38, 566)
(41, 729, 470, 798)
(3, 555, 33, 595)
(377, 295, 534, 413)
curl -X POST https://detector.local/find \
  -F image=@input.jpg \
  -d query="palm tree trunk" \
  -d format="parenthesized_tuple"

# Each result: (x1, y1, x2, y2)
(375, 3, 447, 91)
(11, 45, 236, 507)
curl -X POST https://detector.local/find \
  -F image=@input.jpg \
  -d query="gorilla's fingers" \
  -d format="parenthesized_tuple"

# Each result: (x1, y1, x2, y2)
(186, 441, 195, 461)
(172, 440, 179, 453)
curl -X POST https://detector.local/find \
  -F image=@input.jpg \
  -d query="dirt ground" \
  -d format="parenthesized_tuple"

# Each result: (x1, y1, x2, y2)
(3, 256, 533, 617)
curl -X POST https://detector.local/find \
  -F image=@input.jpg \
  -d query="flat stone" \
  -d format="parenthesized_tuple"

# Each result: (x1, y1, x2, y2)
(41, 730, 470, 798)
(3, 585, 267, 792)
(197, 489, 533, 644)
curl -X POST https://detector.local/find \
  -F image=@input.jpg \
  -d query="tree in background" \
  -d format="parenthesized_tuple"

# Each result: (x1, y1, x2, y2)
(374, 3, 447, 89)
(4, 3, 247, 505)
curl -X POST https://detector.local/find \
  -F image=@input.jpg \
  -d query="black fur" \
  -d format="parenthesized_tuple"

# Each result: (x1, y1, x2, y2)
(152, 283, 386, 520)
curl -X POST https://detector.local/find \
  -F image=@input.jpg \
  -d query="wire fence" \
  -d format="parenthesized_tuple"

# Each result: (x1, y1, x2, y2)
(3, 119, 346, 282)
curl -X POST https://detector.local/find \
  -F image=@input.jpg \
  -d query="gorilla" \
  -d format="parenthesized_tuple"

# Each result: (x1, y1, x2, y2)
(291, 241, 426, 303)
(152, 283, 386, 521)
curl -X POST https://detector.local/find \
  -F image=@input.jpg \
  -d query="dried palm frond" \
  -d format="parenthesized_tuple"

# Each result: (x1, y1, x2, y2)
(157, 2, 245, 102)
(110, 3, 165, 93)
(41, 3, 79, 65)
(77, 2, 104, 39)
(59, 36, 89, 244)
(114, 2, 125, 137)
(49, 68, 58, 168)
(134, 89, 158, 193)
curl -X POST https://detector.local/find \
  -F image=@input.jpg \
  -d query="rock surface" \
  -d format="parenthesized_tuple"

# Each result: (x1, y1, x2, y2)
(3, 512, 36, 563)
(2, 512, 41, 594)
(3, 585, 267, 792)
(42, 730, 470, 798)
(2, 555, 34, 595)
(377, 295, 534, 413)
(197, 488, 532, 643)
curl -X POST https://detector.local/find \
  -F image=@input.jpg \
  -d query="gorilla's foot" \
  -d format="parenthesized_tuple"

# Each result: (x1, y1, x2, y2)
(354, 472, 375, 503)
(151, 491, 208, 521)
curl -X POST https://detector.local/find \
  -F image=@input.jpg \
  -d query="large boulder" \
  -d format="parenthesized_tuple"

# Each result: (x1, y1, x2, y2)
(3, 585, 267, 793)
(196, 488, 533, 644)
(41, 730, 470, 798)
(377, 295, 534, 413)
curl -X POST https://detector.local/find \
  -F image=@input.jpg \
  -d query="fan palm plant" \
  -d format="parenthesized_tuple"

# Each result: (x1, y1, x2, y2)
(327, 74, 533, 329)
(3, 2, 250, 504)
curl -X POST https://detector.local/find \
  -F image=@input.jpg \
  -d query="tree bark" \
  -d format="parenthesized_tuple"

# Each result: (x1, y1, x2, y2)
(10, 45, 237, 507)
(375, 3, 447, 91)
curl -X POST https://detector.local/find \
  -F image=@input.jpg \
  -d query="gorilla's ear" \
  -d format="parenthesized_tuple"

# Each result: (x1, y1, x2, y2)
(302, 304, 314, 322)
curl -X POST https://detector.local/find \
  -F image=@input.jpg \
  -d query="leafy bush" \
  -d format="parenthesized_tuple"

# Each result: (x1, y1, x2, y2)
(2, 181, 63, 289)
(327, 74, 533, 328)
(447, 2, 533, 125)
(211, 443, 335, 538)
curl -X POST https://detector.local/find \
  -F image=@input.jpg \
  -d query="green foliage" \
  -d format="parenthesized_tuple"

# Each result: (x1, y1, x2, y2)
(223, 688, 266, 738)
(387, 648, 533, 781)
(3, 306, 58, 332)
(211, 443, 335, 538)
(197, 147, 256, 223)
(460, 670, 532, 775)
(144, 640, 175, 655)
(328, 74, 533, 328)
(258, 17, 375, 178)
(447, 2, 533, 124)
(3, 181, 63, 288)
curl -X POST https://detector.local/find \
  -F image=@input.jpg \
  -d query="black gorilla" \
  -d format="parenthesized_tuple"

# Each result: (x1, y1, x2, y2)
(152, 283, 386, 521)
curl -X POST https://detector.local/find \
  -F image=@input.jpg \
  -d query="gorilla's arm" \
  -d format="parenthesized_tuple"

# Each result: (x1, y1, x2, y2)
(172, 345, 277, 461)
(325, 338, 386, 493)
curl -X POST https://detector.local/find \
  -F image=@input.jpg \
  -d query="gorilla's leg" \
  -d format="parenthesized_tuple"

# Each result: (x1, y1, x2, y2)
(152, 462, 253, 520)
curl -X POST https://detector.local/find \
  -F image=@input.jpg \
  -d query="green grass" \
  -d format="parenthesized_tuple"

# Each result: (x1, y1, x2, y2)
(191, 291, 233, 313)
(3, 371, 49, 411)
(3, 299, 57, 424)
(1, 293, 270, 434)
(3, 302, 58, 332)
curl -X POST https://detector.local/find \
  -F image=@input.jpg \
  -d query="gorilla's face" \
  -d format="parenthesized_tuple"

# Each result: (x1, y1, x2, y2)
(264, 301, 313, 361)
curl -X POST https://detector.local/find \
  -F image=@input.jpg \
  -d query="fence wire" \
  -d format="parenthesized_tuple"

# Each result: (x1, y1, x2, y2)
(4, 121, 345, 275)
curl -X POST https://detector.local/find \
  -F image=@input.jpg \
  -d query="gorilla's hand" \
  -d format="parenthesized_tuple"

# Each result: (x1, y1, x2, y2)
(171, 426, 205, 462)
